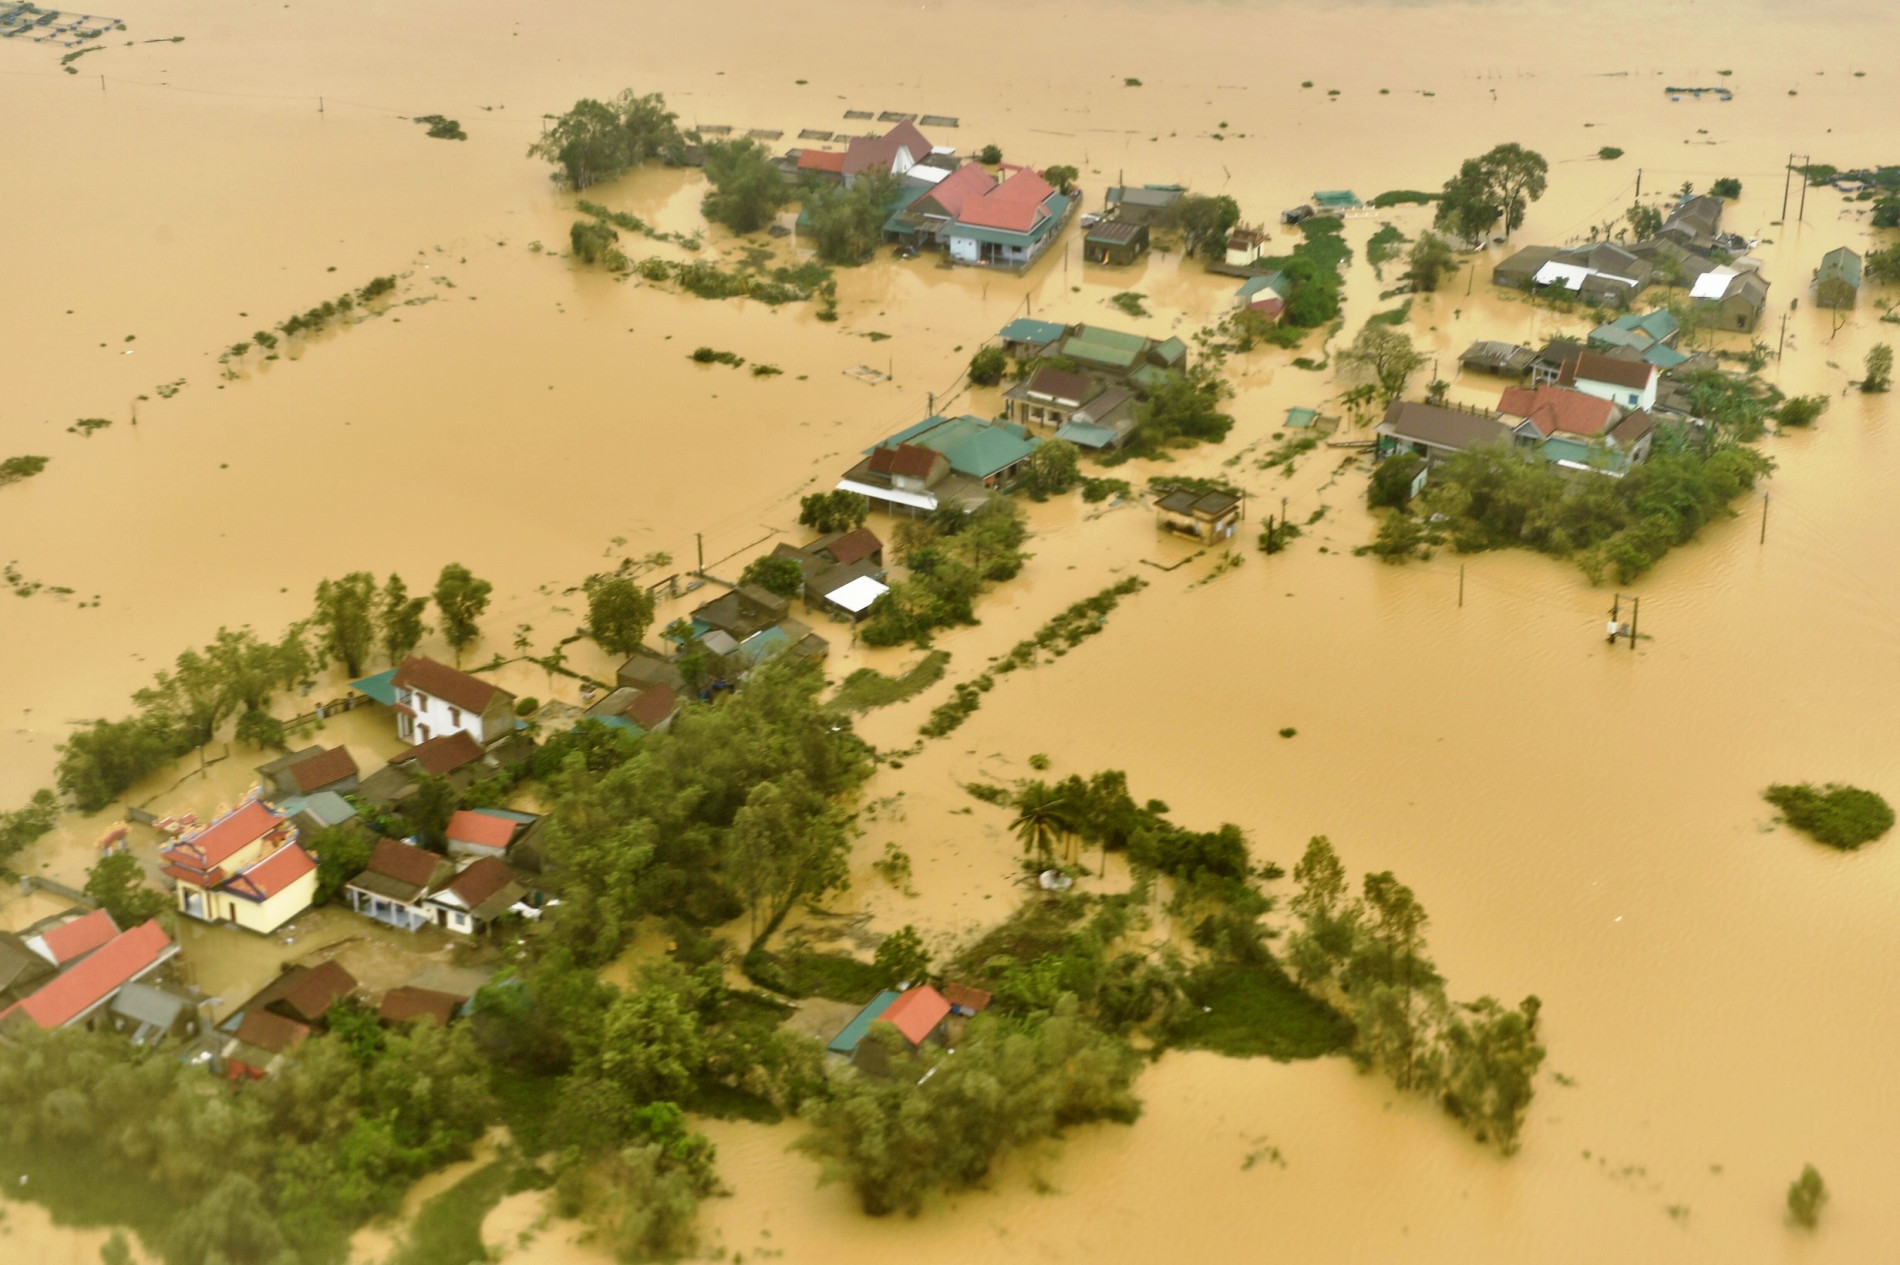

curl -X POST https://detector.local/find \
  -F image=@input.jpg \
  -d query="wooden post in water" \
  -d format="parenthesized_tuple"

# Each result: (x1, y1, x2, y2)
(695, 533, 704, 576)
(1780, 153, 1794, 223)
(1629, 596, 1639, 650)
(1798, 155, 1809, 222)
(1458, 564, 1465, 608)
(1608, 593, 1621, 644)
(1760, 490, 1770, 544)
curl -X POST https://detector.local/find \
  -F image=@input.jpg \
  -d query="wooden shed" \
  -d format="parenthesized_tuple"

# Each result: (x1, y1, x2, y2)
(1084, 218, 1149, 265)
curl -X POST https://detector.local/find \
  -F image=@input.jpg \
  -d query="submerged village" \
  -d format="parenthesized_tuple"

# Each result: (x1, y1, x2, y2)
(4, 16, 1900, 1264)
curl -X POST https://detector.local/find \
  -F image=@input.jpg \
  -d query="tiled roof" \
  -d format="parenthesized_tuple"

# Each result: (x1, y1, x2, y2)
(880, 985, 951, 1045)
(869, 442, 942, 479)
(1499, 385, 1617, 438)
(11, 920, 175, 1029)
(287, 746, 358, 793)
(625, 684, 679, 731)
(819, 527, 882, 566)
(446, 810, 514, 851)
(378, 987, 463, 1028)
(444, 857, 517, 910)
(235, 1007, 311, 1055)
(37, 909, 118, 965)
(167, 801, 284, 869)
(917, 162, 995, 218)
(227, 843, 316, 901)
(797, 148, 845, 174)
(391, 657, 508, 715)
(268, 961, 356, 1024)
(390, 730, 486, 776)
(1025, 367, 1094, 406)
(1562, 349, 1654, 392)
(942, 982, 993, 1013)
(1379, 401, 1512, 451)
(365, 838, 450, 890)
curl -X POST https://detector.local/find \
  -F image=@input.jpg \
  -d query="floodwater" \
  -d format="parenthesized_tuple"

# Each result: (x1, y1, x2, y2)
(4, 0, 1900, 1259)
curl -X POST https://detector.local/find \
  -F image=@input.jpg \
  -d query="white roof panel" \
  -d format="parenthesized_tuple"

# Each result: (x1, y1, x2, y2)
(837, 478, 937, 512)
(827, 576, 891, 614)
(1691, 267, 1738, 299)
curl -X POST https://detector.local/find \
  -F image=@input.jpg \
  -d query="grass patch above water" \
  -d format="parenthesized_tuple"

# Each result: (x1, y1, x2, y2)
(1174, 962, 1354, 1060)
(832, 650, 950, 711)
(1764, 782, 1895, 850)
(388, 1159, 514, 1265)
(744, 949, 888, 1004)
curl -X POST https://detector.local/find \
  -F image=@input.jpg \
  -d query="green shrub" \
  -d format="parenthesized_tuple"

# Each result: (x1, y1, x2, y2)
(1787, 1164, 1827, 1229)
(1764, 782, 1894, 849)
(1368, 452, 1425, 508)
(967, 345, 1008, 386)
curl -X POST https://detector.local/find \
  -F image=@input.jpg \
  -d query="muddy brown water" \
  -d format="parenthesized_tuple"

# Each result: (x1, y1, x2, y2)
(4, 0, 1899, 1259)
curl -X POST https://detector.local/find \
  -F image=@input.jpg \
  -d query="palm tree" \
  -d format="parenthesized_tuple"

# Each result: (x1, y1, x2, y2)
(1010, 782, 1077, 868)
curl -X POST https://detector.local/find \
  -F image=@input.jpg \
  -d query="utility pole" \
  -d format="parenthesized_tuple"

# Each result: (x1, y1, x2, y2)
(1458, 564, 1465, 608)
(1780, 153, 1794, 223)
(1635, 167, 1643, 198)
(1778, 311, 1788, 362)
(1798, 155, 1809, 222)
(1760, 490, 1770, 544)
(695, 533, 703, 575)
(1629, 596, 1639, 651)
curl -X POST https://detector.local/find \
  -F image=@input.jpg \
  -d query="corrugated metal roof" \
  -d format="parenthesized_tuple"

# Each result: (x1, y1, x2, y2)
(828, 989, 900, 1054)
(350, 668, 399, 705)
(997, 317, 1068, 345)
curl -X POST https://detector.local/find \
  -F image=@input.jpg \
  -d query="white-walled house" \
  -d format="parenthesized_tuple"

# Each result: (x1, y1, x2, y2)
(390, 657, 516, 746)
(1559, 350, 1658, 412)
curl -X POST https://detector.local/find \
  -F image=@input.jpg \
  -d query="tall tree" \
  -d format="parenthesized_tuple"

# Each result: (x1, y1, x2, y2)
(1287, 835, 1357, 988)
(1163, 193, 1242, 258)
(312, 572, 378, 677)
(1478, 143, 1549, 241)
(529, 98, 632, 189)
(613, 89, 684, 164)
(585, 572, 657, 658)
(1339, 324, 1427, 406)
(433, 564, 493, 665)
(1404, 231, 1458, 292)
(799, 490, 870, 535)
(1010, 781, 1077, 866)
(725, 774, 850, 947)
(1433, 157, 1502, 247)
(1439, 995, 1545, 1153)
(401, 773, 459, 853)
(378, 574, 429, 665)
(701, 138, 792, 234)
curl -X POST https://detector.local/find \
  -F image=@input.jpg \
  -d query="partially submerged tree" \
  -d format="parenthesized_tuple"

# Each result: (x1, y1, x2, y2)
(312, 572, 379, 677)
(529, 98, 633, 190)
(1018, 438, 1081, 500)
(799, 489, 870, 535)
(967, 345, 1008, 387)
(433, 564, 493, 664)
(1162, 193, 1242, 258)
(1435, 145, 1548, 245)
(803, 168, 900, 264)
(1405, 231, 1457, 292)
(585, 572, 657, 658)
(738, 554, 804, 600)
(378, 574, 429, 665)
(1339, 323, 1427, 406)
(701, 139, 792, 234)
(1866, 343, 1893, 393)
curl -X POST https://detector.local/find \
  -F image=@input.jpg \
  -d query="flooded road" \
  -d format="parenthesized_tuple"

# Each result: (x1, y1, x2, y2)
(4, 0, 1899, 1260)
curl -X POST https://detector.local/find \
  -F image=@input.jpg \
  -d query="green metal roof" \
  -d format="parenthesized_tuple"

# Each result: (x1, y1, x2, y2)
(350, 668, 398, 706)
(1154, 336, 1188, 366)
(828, 990, 900, 1054)
(997, 317, 1067, 345)
(879, 414, 1041, 478)
(1128, 364, 1175, 392)
(1643, 344, 1690, 370)
(1819, 246, 1862, 287)
(1070, 325, 1148, 353)
(1063, 336, 1140, 370)
(1312, 189, 1362, 208)
(1054, 420, 1119, 449)
(1285, 407, 1319, 428)
(1237, 272, 1292, 300)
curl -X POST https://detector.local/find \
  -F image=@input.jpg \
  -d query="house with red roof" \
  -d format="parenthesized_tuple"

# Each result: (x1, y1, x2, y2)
(0, 920, 177, 1031)
(796, 147, 847, 180)
(159, 798, 318, 935)
(390, 656, 517, 747)
(25, 907, 119, 968)
(256, 745, 360, 800)
(943, 166, 1072, 269)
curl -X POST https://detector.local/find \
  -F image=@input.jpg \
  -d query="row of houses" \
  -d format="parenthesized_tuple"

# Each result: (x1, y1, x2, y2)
(0, 909, 201, 1046)
(1492, 194, 1773, 331)
(1380, 348, 1664, 476)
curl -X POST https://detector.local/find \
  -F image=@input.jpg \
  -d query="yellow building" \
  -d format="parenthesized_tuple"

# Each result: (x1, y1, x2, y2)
(160, 799, 318, 936)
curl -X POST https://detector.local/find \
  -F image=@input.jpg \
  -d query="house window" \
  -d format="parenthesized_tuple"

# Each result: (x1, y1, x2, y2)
(415, 692, 428, 709)
(449, 707, 461, 727)
(1629, 394, 1638, 405)
(419, 724, 431, 742)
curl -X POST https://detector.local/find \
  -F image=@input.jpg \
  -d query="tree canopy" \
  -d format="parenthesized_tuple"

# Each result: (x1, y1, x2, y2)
(1434, 144, 1548, 244)
(701, 139, 792, 234)
(433, 563, 493, 663)
(528, 91, 686, 189)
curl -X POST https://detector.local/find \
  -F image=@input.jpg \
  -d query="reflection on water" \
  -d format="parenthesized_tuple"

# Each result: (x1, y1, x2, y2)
(3, 0, 1899, 1259)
